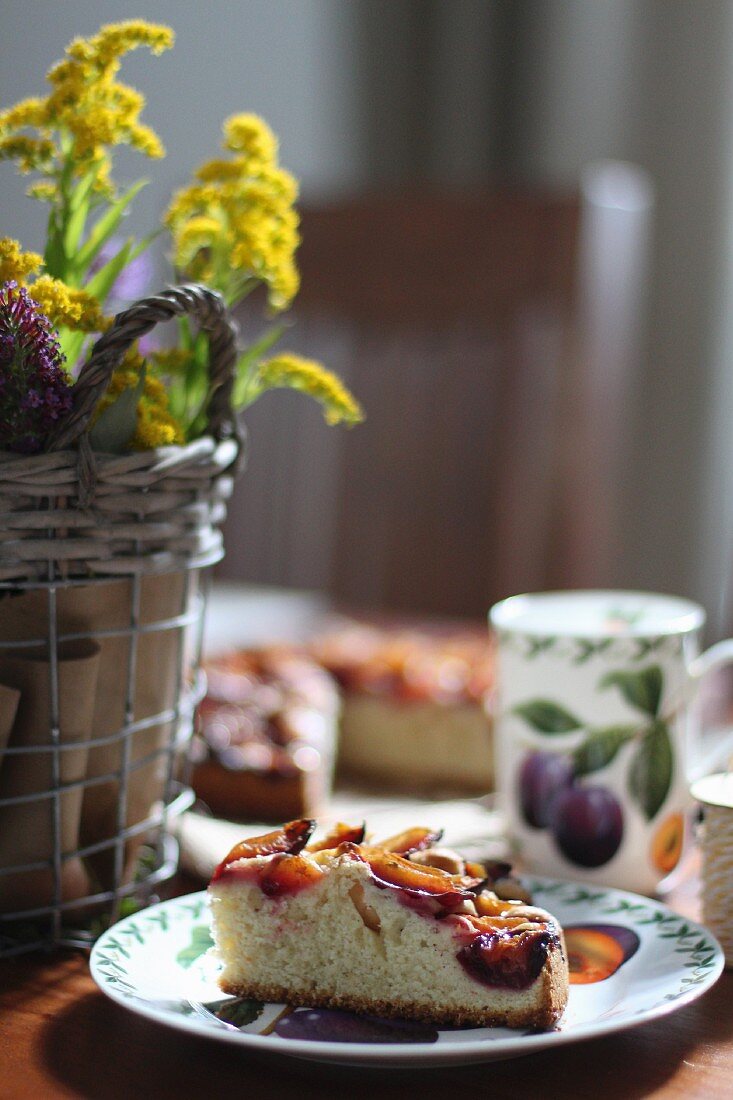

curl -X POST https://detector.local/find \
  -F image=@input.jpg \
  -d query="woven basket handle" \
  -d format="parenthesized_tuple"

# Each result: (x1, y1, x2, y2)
(48, 283, 241, 453)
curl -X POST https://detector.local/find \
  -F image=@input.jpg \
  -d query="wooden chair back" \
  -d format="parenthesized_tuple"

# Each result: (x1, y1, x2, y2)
(222, 170, 652, 617)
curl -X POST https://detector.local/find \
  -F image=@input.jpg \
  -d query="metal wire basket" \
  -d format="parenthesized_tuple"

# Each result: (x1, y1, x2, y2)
(0, 284, 242, 956)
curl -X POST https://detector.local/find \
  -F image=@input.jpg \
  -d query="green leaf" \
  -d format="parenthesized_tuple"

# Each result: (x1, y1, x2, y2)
(175, 923, 214, 969)
(84, 230, 159, 306)
(573, 725, 639, 776)
(233, 321, 287, 407)
(512, 699, 582, 734)
(74, 179, 147, 273)
(84, 239, 133, 301)
(89, 363, 146, 453)
(628, 719, 673, 819)
(63, 169, 99, 267)
(58, 326, 91, 373)
(600, 665, 663, 717)
(212, 998, 264, 1028)
(44, 208, 67, 278)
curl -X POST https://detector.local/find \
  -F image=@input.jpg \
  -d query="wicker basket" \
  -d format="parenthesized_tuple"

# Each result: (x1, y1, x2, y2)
(0, 284, 243, 955)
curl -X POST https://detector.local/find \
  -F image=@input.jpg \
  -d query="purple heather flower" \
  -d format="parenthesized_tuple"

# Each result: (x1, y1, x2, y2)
(0, 282, 72, 453)
(21, 389, 42, 409)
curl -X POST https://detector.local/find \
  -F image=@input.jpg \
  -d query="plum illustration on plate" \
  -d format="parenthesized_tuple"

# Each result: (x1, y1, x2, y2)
(518, 752, 575, 829)
(549, 785, 623, 867)
(564, 923, 640, 984)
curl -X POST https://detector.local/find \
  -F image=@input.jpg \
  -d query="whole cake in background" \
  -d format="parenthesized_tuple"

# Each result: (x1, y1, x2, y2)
(191, 649, 340, 822)
(311, 619, 494, 794)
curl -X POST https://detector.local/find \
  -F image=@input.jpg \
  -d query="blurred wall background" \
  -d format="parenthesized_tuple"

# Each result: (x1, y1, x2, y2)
(2, 1, 733, 635)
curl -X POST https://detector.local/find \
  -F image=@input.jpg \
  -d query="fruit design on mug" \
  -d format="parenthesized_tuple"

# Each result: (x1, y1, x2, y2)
(650, 812, 685, 874)
(514, 665, 674, 869)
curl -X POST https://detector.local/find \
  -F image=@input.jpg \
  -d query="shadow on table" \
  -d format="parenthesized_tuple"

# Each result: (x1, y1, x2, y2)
(41, 988, 729, 1100)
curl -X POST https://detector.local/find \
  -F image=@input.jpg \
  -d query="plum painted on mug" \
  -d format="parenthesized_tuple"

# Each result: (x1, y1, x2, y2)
(489, 590, 733, 895)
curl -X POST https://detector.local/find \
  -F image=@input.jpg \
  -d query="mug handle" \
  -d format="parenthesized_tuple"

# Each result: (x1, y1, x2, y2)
(687, 639, 733, 779)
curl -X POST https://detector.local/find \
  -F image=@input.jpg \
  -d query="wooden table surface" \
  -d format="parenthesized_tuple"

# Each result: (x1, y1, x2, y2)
(1, 874, 731, 1100)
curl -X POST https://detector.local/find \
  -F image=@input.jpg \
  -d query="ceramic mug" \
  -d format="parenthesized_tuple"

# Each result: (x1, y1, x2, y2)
(489, 590, 733, 895)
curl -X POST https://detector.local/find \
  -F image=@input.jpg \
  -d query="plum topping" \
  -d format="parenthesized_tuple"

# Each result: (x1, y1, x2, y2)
(259, 853, 324, 897)
(410, 847, 466, 875)
(308, 822, 366, 851)
(457, 928, 557, 990)
(211, 819, 315, 881)
(365, 850, 481, 912)
(481, 860, 513, 882)
(379, 827, 444, 856)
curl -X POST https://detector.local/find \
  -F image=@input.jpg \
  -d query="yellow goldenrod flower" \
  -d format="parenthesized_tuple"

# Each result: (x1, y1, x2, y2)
(107, 83, 144, 122)
(128, 121, 165, 159)
(0, 240, 110, 337)
(194, 158, 246, 184)
(222, 114, 277, 162)
(166, 112, 301, 311)
(239, 173, 299, 213)
(96, 354, 185, 450)
(172, 214, 223, 270)
(90, 155, 114, 196)
(269, 261, 300, 310)
(75, 21, 174, 65)
(142, 375, 169, 404)
(258, 166, 299, 204)
(149, 348, 192, 376)
(26, 180, 58, 201)
(0, 97, 49, 134)
(46, 58, 88, 91)
(132, 405, 184, 449)
(105, 367, 140, 396)
(256, 354, 364, 425)
(0, 20, 172, 189)
(164, 184, 219, 224)
(0, 135, 55, 173)
(29, 276, 109, 332)
(0, 238, 43, 282)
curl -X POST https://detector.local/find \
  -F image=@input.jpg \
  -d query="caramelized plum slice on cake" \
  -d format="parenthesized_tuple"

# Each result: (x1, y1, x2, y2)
(364, 849, 483, 912)
(379, 826, 444, 857)
(259, 852, 324, 897)
(212, 818, 315, 881)
(308, 822, 366, 851)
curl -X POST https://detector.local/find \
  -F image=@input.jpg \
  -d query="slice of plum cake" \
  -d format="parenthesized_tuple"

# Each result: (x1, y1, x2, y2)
(208, 820, 568, 1030)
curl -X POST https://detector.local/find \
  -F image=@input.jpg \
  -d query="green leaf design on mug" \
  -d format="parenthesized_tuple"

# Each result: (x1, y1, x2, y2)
(573, 725, 639, 776)
(600, 665, 663, 718)
(628, 719, 673, 819)
(512, 700, 582, 734)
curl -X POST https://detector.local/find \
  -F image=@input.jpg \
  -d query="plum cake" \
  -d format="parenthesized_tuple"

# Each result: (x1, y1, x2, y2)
(191, 649, 339, 822)
(311, 621, 494, 794)
(208, 820, 568, 1029)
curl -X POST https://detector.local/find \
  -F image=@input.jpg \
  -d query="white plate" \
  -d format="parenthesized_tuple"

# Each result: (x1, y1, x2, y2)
(90, 878, 724, 1068)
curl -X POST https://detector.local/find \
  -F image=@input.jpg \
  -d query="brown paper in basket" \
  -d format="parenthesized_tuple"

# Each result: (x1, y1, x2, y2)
(0, 683, 20, 769)
(0, 571, 199, 892)
(0, 640, 100, 914)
